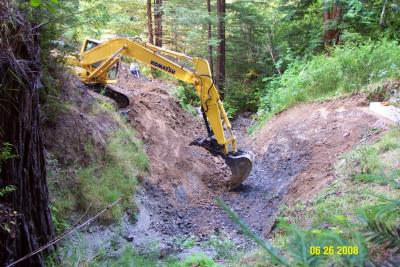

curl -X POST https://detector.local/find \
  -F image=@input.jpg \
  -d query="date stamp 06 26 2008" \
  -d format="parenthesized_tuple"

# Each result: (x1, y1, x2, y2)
(309, 246, 359, 256)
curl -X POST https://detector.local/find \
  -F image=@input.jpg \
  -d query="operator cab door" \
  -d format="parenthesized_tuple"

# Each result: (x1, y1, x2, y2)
(81, 38, 120, 82)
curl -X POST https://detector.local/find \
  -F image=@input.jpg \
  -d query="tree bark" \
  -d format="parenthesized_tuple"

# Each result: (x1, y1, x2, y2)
(323, 0, 342, 46)
(0, 2, 54, 266)
(147, 0, 154, 44)
(154, 0, 163, 47)
(207, 0, 214, 74)
(216, 0, 226, 97)
(380, 0, 388, 29)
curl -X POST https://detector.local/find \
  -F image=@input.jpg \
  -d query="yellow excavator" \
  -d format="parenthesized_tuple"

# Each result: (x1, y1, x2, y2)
(67, 37, 253, 189)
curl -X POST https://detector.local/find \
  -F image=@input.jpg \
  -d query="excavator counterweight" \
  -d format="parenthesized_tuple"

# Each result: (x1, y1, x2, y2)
(67, 37, 253, 189)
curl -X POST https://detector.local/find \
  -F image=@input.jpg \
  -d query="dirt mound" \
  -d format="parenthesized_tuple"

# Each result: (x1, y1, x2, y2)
(127, 84, 230, 204)
(115, 67, 390, 246)
(248, 95, 390, 205)
(42, 74, 119, 166)
(113, 67, 233, 241)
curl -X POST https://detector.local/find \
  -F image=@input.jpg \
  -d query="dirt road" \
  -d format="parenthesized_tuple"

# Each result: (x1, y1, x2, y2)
(81, 68, 389, 256)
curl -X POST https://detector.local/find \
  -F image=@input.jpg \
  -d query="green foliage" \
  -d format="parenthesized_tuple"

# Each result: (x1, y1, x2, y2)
(258, 40, 400, 121)
(204, 233, 236, 260)
(50, 205, 69, 234)
(106, 128, 149, 174)
(0, 143, 16, 198)
(224, 80, 262, 117)
(362, 215, 400, 250)
(375, 127, 400, 152)
(216, 198, 289, 266)
(78, 128, 148, 221)
(175, 252, 220, 267)
(175, 235, 197, 250)
(0, 185, 16, 198)
(99, 246, 160, 267)
(173, 83, 200, 115)
(0, 142, 14, 163)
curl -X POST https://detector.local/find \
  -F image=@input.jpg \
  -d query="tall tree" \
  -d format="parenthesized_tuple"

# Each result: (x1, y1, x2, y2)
(216, 0, 226, 96)
(147, 0, 154, 44)
(206, 0, 214, 73)
(0, 2, 54, 266)
(154, 0, 163, 47)
(323, 0, 342, 46)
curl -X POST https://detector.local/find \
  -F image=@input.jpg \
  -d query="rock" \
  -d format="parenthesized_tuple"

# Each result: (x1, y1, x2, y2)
(125, 235, 134, 242)
(159, 246, 174, 258)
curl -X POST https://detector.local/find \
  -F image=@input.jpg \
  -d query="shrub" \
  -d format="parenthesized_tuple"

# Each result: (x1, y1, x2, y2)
(173, 83, 200, 115)
(258, 40, 400, 122)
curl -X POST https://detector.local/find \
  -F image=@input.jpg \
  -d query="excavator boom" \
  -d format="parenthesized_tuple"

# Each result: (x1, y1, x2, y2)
(69, 37, 253, 189)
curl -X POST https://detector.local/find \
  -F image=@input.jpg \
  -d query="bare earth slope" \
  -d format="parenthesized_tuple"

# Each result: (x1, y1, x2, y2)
(114, 66, 389, 249)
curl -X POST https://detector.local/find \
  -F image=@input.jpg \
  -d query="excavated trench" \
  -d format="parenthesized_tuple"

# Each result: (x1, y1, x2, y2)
(76, 67, 390, 259)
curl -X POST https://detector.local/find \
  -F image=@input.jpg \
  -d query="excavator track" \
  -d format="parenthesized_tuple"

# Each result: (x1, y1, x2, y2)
(88, 84, 130, 109)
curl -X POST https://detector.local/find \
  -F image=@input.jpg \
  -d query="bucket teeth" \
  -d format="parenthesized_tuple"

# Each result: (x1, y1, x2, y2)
(225, 151, 254, 189)
(190, 137, 253, 189)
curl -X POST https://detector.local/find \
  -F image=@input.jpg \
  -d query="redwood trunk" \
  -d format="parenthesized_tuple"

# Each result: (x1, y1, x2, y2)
(0, 3, 54, 266)
(154, 0, 163, 47)
(323, 0, 342, 46)
(216, 0, 226, 96)
(147, 0, 154, 44)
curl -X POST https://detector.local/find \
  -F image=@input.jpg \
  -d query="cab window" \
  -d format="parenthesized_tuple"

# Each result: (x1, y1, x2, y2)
(107, 62, 119, 80)
(84, 40, 99, 52)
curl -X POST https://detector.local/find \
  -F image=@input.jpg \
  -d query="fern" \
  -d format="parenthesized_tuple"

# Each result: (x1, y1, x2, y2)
(216, 197, 289, 266)
(363, 217, 400, 250)
(356, 170, 400, 189)
(365, 255, 400, 267)
(279, 222, 324, 267)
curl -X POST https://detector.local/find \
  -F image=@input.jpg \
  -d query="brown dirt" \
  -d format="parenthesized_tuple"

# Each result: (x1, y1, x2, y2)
(114, 65, 390, 249)
(46, 64, 392, 255)
(42, 74, 120, 166)
(247, 94, 390, 205)
(117, 65, 230, 205)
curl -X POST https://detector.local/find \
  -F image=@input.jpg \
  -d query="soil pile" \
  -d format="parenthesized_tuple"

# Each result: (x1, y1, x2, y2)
(247, 95, 390, 205)
(115, 66, 231, 241)
(116, 66, 390, 245)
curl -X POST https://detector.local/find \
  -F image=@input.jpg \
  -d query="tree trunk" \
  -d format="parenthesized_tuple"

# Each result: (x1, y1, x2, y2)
(206, 0, 214, 74)
(380, 0, 388, 29)
(0, 3, 54, 266)
(216, 0, 226, 97)
(154, 0, 163, 47)
(147, 0, 154, 44)
(323, 0, 342, 46)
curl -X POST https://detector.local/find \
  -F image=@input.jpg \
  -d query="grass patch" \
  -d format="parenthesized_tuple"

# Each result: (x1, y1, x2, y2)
(77, 127, 149, 222)
(257, 40, 400, 127)
(48, 99, 149, 225)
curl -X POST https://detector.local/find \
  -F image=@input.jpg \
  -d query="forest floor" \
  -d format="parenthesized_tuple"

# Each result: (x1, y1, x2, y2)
(73, 65, 390, 259)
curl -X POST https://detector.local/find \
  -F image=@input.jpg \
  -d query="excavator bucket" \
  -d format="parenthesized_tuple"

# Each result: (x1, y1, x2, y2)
(190, 138, 253, 189)
(225, 151, 254, 189)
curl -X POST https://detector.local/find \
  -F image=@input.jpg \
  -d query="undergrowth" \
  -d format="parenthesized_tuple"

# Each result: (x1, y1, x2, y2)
(256, 40, 400, 128)
(47, 238, 220, 267)
(49, 99, 149, 227)
(173, 82, 200, 116)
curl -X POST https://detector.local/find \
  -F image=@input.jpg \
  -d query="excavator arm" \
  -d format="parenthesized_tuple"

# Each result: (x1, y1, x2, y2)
(70, 37, 253, 188)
